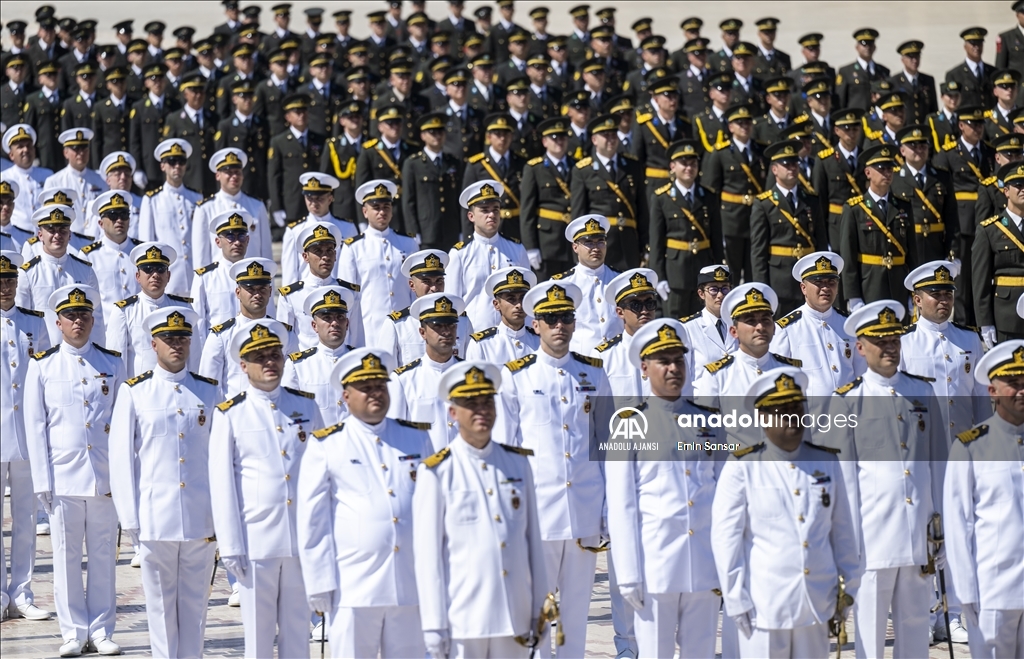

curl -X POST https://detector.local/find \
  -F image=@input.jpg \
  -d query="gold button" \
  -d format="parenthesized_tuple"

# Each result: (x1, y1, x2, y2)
(281, 450, 287, 456)
(287, 498, 292, 505)
(688, 529, 694, 536)
(798, 514, 804, 522)
(85, 422, 91, 429)
(566, 481, 571, 487)
(904, 469, 910, 476)
(180, 482, 185, 488)
(901, 442, 907, 448)
(177, 408, 183, 415)
(502, 569, 508, 576)
(557, 369, 564, 375)
(87, 444, 92, 449)
(387, 489, 394, 495)
(789, 463, 795, 469)
(83, 400, 89, 406)
(688, 500, 693, 506)
(375, 437, 382, 443)
(564, 452, 570, 458)
(794, 489, 801, 495)
(897, 414, 903, 421)
(803, 568, 810, 575)
(560, 396, 567, 403)
(12, 405, 17, 411)
(494, 514, 501, 521)
(276, 425, 283, 432)
(906, 497, 912, 504)
(685, 469, 691, 475)
(500, 541, 506, 548)
(481, 463, 487, 470)
(394, 546, 400, 552)
(832, 365, 838, 372)
(803, 541, 809, 548)
(81, 378, 87, 384)
(178, 433, 184, 439)
(179, 457, 185, 463)
(270, 403, 277, 410)
(392, 517, 398, 523)
(562, 424, 569, 430)
(381, 464, 387, 470)
(487, 488, 494, 495)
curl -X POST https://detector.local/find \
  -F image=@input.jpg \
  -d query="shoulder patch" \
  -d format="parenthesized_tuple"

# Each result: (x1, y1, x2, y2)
(679, 311, 701, 323)
(396, 418, 431, 430)
(126, 370, 154, 387)
(195, 261, 219, 276)
(343, 234, 365, 245)
(195, 193, 217, 207)
(362, 138, 379, 149)
(776, 309, 802, 328)
(804, 442, 840, 454)
(981, 175, 998, 186)
(394, 358, 421, 375)
(901, 371, 936, 383)
(31, 345, 59, 360)
(942, 141, 957, 151)
(289, 347, 317, 363)
(772, 353, 802, 367)
(335, 278, 360, 292)
(715, 140, 731, 151)
(756, 190, 773, 200)
(980, 215, 1001, 227)
(575, 156, 593, 169)
(571, 351, 602, 367)
(550, 267, 575, 280)
(951, 320, 981, 336)
(452, 236, 473, 250)
(847, 195, 863, 207)
(956, 424, 988, 445)
(114, 295, 139, 309)
(21, 256, 40, 271)
(146, 185, 163, 197)
(284, 386, 315, 399)
(527, 156, 544, 166)
(594, 333, 622, 353)
(468, 152, 485, 163)
(210, 318, 236, 334)
(16, 306, 44, 317)
(81, 241, 102, 255)
(216, 391, 246, 412)
(389, 307, 410, 321)
(278, 280, 305, 296)
(168, 294, 193, 303)
(704, 354, 734, 374)
(817, 147, 835, 159)
(499, 443, 535, 456)
(733, 442, 764, 458)
(70, 253, 94, 266)
(470, 326, 498, 341)
(835, 377, 862, 395)
(505, 353, 537, 372)
(312, 423, 344, 439)
(93, 344, 121, 357)
(190, 372, 218, 385)
(423, 446, 451, 468)
(655, 182, 673, 195)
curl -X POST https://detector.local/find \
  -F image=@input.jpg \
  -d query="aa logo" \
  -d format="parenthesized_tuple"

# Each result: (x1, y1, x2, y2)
(609, 407, 648, 440)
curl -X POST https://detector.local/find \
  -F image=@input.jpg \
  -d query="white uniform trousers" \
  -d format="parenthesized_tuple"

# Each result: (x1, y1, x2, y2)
(238, 557, 310, 659)
(634, 590, 719, 659)
(606, 550, 637, 657)
(738, 623, 829, 659)
(51, 495, 118, 642)
(854, 566, 931, 659)
(967, 609, 1024, 659)
(327, 604, 424, 658)
(721, 609, 739, 659)
(1, 460, 37, 609)
(542, 539, 598, 659)
(453, 636, 530, 658)
(139, 539, 217, 659)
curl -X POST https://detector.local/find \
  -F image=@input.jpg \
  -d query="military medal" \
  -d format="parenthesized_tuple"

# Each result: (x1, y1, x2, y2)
(584, 397, 591, 413)
(964, 361, 970, 373)
(101, 381, 109, 396)
(104, 423, 110, 434)
(844, 344, 852, 359)
(821, 488, 830, 507)
(298, 426, 306, 442)
(918, 417, 925, 431)
(512, 496, 521, 510)
(198, 410, 206, 426)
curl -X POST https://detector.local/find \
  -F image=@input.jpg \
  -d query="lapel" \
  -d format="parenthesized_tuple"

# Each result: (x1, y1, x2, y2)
(701, 314, 725, 350)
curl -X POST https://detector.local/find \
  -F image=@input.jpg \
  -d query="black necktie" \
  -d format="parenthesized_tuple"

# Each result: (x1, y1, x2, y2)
(497, 157, 507, 177)
(556, 161, 566, 178)
(847, 155, 856, 170)
(716, 318, 725, 341)
(608, 159, 616, 177)
(876, 198, 888, 217)
(915, 172, 924, 188)
(788, 192, 797, 209)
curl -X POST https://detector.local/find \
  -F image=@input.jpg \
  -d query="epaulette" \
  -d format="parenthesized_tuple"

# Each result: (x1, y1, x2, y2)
(956, 424, 988, 445)
(31, 345, 59, 360)
(505, 235, 522, 244)
(335, 278, 361, 292)
(621, 152, 638, 161)
(550, 267, 574, 280)
(395, 358, 421, 375)
(679, 311, 701, 323)
(190, 372, 218, 385)
(733, 443, 764, 458)
(804, 442, 840, 454)
(468, 153, 485, 163)
(195, 193, 217, 206)
(125, 370, 153, 387)
(715, 140, 731, 151)
(572, 351, 602, 367)
(168, 294, 192, 303)
(423, 446, 450, 468)
(756, 190, 773, 200)
(499, 443, 535, 456)
(289, 346, 317, 363)
(93, 344, 121, 357)
(284, 386, 315, 399)
(772, 353, 802, 367)
(835, 377, 862, 395)
(396, 418, 431, 430)
(278, 280, 305, 296)
(655, 182, 673, 195)
(525, 326, 537, 335)
(847, 195, 863, 206)
(16, 306, 44, 317)
(980, 215, 1001, 227)
(452, 236, 473, 250)
(832, 306, 849, 317)
(527, 156, 544, 166)
(776, 309, 802, 328)
(904, 323, 918, 333)
(983, 109, 994, 119)
(211, 318, 236, 334)
(594, 333, 622, 353)
(114, 295, 139, 309)
(635, 111, 653, 124)
(344, 233, 366, 245)
(470, 326, 497, 341)
(575, 157, 593, 169)
(286, 218, 304, 228)
(312, 423, 344, 439)
(704, 354, 734, 373)
(26, 236, 39, 245)
(817, 147, 835, 159)
(981, 175, 998, 186)
(689, 400, 721, 414)
(145, 185, 163, 197)
(505, 353, 537, 372)
(901, 371, 936, 383)
(195, 261, 219, 276)
(388, 307, 410, 321)
(79, 242, 102, 255)
(951, 320, 981, 336)
(216, 391, 246, 412)
(942, 141, 957, 151)
(362, 138, 379, 149)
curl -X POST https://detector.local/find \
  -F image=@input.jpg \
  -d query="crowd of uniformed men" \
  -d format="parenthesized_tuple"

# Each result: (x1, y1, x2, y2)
(1, 1, 1024, 658)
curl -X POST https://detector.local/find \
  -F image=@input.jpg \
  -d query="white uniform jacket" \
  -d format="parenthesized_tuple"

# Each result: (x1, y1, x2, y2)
(5, 164, 52, 230)
(556, 263, 621, 354)
(137, 183, 202, 296)
(104, 292, 198, 377)
(446, 233, 529, 332)
(388, 355, 462, 452)
(15, 251, 104, 345)
(275, 275, 362, 349)
(680, 308, 737, 374)
(297, 416, 432, 606)
(198, 316, 298, 400)
(190, 189, 273, 267)
(81, 235, 142, 307)
(1, 305, 49, 462)
(108, 367, 217, 541)
(281, 343, 353, 428)
(338, 227, 417, 347)
(770, 304, 864, 398)
(370, 306, 472, 365)
(463, 323, 539, 367)
(279, 213, 355, 284)
(189, 259, 243, 338)
(593, 331, 651, 402)
(413, 438, 549, 639)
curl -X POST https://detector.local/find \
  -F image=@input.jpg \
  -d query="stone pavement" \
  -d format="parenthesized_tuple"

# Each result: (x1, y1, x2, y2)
(3, 493, 972, 658)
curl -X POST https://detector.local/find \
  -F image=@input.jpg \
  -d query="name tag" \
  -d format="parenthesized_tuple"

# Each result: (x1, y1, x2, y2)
(399, 454, 421, 461)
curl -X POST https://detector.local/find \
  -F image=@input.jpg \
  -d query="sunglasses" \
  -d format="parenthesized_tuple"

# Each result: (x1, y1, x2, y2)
(67, 144, 89, 152)
(163, 157, 187, 167)
(102, 211, 130, 221)
(997, 83, 1017, 90)
(538, 312, 576, 325)
(219, 230, 248, 241)
(624, 298, 658, 314)
(139, 263, 168, 275)
(314, 311, 348, 323)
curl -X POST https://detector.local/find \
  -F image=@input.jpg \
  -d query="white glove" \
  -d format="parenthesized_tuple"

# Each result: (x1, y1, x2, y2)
(414, 233, 422, 246)
(655, 280, 671, 301)
(272, 210, 287, 227)
(733, 611, 753, 640)
(132, 171, 148, 189)
(36, 491, 53, 515)
(124, 528, 140, 547)
(981, 326, 997, 349)
(961, 602, 978, 629)
(221, 555, 249, 580)
(423, 629, 450, 659)
(527, 248, 542, 270)
(308, 591, 334, 615)
(848, 297, 865, 313)
(618, 582, 644, 611)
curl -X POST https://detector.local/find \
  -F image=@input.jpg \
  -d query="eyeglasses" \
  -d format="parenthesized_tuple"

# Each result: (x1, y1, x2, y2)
(219, 230, 248, 242)
(240, 283, 271, 294)
(138, 263, 168, 275)
(538, 312, 575, 326)
(576, 237, 606, 249)
(703, 285, 731, 297)
(805, 276, 838, 288)
(102, 210, 130, 222)
(624, 298, 658, 314)
(163, 157, 187, 167)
